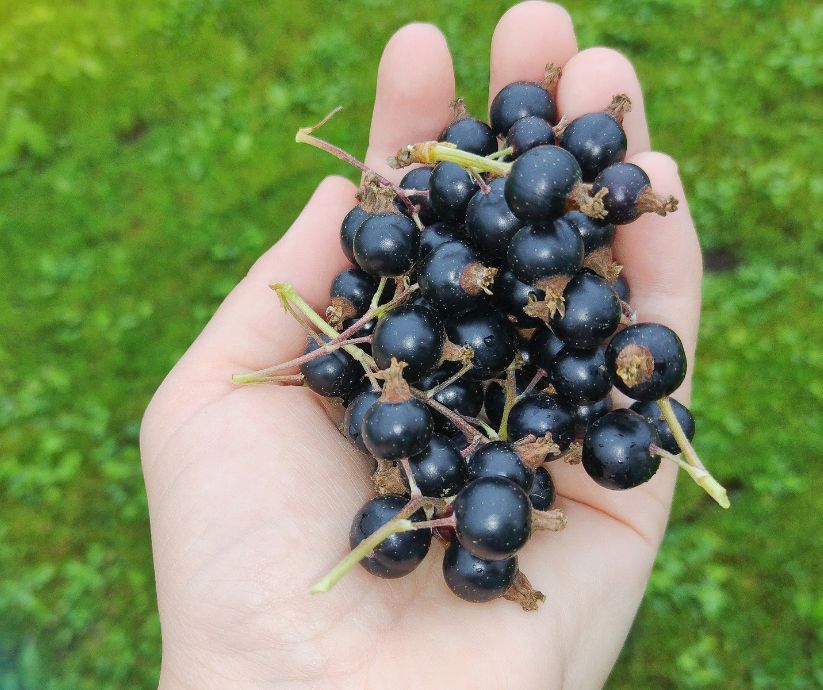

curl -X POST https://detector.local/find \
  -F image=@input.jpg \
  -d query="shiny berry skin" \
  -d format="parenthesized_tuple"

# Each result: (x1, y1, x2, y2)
(362, 396, 433, 460)
(408, 434, 468, 498)
(551, 270, 621, 349)
(416, 365, 484, 434)
(465, 177, 524, 265)
(300, 336, 362, 398)
(505, 115, 555, 158)
(454, 476, 532, 560)
(418, 240, 491, 315)
(563, 210, 616, 253)
(330, 268, 378, 319)
(419, 221, 463, 260)
(606, 323, 687, 401)
(574, 396, 613, 436)
(592, 162, 651, 225)
(529, 466, 556, 510)
(613, 274, 630, 303)
(550, 346, 613, 405)
(353, 212, 420, 277)
(429, 162, 479, 224)
(491, 266, 545, 328)
(631, 399, 695, 455)
(343, 389, 380, 455)
(483, 370, 532, 430)
(507, 217, 584, 285)
(340, 205, 370, 265)
(560, 112, 627, 181)
(582, 409, 661, 489)
(350, 495, 432, 578)
(504, 146, 582, 222)
(442, 539, 518, 602)
(530, 327, 565, 372)
(445, 305, 517, 381)
(508, 392, 575, 450)
(439, 117, 497, 157)
(398, 166, 436, 225)
(467, 441, 534, 492)
(372, 305, 445, 382)
(489, 81, 556, 136)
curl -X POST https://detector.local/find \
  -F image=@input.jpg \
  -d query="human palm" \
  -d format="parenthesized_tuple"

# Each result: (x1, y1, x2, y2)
(140, 3, 703, 688)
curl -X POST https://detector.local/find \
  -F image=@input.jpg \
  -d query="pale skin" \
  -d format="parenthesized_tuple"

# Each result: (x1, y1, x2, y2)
(140, 2, 703, 688)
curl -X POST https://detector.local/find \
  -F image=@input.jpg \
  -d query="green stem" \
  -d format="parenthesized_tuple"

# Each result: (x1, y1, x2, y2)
(369, 277, 388, 311)
(498, 363, 519, 441)
(488, 146, 513, 160)
(657, 397, 730, 509)
(394, 142, 511, 176)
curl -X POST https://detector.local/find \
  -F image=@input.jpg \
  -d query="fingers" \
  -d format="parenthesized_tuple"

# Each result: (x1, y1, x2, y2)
(364, 23, 455, 182)
(488, 1, 578, 105)
(557, 47, 650, 156)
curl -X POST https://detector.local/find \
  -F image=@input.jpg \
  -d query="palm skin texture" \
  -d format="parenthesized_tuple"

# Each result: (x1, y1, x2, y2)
(140, 3, 703, 688)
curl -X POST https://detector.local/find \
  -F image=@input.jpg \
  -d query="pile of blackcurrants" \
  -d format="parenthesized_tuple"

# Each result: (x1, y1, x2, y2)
(234, 66, 728, 610)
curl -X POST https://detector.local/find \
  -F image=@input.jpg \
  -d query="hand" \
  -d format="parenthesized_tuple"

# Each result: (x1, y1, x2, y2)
(140, 3, 702, 687)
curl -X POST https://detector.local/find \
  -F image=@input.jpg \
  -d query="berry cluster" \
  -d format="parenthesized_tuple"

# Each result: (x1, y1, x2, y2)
(234, 66, 728, 610)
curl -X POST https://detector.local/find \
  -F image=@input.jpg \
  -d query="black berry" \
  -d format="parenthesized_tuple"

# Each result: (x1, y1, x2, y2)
(574, 396, 613, 436)
(429, 162, 479, 224)
(592, 162, 677, 225)
(465, 177, 524, 266)
(507, 217, 584, 285)
(529, 327, 565, 372)
(467, 441, 534, 492)
(416, 365, 484, 434)
(372, 305, 446, 382)
(504, 145, 582, 222)
(300, 336, 362, 398)
(353, 212, 420, 277)
(551, 270, 621, 349)
(528, 467, 556, 510)
(340, 205, 370, 265)
(342, 388, 380, 455)
(445, 305, 517, 380)
(490, 81, 556, 136)
(563, 210, 616, 254)
(491, 266, 545, 328)
(328, 267, 378, 325)
(408, 434, 468, 498)
(440, 117, 497, 157)
(550, 346, 613, 405)
(507, 392, 575, 450)
(442, 538, 518, 602)
(418, 240, 496, 315)
(398, 166, 436, 225)
(418, 221, 464, 260)
(505, 115, 556, 158)
(631, 399, 695, 455)
(560, 112, 627, 181)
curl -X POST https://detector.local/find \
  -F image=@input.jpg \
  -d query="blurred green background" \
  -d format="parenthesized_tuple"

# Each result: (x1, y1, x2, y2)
(1, 0, 821, 687)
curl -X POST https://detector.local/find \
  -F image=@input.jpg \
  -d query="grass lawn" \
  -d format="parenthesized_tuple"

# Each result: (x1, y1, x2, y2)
(1, 0, 821, 687)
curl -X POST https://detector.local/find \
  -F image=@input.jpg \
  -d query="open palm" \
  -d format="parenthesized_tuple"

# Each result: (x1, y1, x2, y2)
(140, 3, 703, 688)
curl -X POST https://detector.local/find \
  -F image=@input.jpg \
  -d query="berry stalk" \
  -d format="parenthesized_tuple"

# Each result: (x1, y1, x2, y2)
(497, 362, 519, 441)
(657, 396, 730, 509)
(390, 141, 512, 176)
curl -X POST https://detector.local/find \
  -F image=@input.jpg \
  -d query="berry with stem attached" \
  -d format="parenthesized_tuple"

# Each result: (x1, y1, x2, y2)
(631, 398, 695, 455)
(508, 216, 585, 286)
(529, 466, 556, 510)
(343, 389, 381, 456)
(550, 346, 613, 405)
(300, 335, 363, 398)
(442, 538, 518, 602)
(418, 221, 464, 260)
(340, 205, 370, 265)
(507, 392, 576, 450)
(560, 94, 631, 181)
(563, 210, 616, 254)
(467, 441, 535, 492)
(582, 409, 661, 490)
(551, 270, 621, 349)
(465, 177, 524, 266)
(529, 327, 565, 372)
(489, 70, 559, 136)
(372, 305, 446, 382)
(350, 495, 432, 578)
(418, 240, 498, 315)
(606, 322, 687, 401)
(491, 266, 546, 328)
(398, 166, 436, 224)
(416, 365, 484, 434)
(353, 212, 420, 277)
(429, 161, 479, 223)
(445, 305, 517, 380)
(505, 115, 556, 159)
(439, 105, 497, 157)
(408, 434, 468, 498)
(327, 267, 379, 327)
(592, 162, 678, 224)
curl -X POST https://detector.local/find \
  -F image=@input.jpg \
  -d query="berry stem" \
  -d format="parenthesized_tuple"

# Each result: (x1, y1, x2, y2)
(399, 457, 422, 498)
(503, 570, 545, 611)
(656, 397, 730, 509)
(231, 372, 305, 386)
(412, 390, 489, 444)
(488, 146, 513, 160)
(296, 107, 418, 214)
(497, 362, 519, 441)
(518, 368, 546, 401)
(309, 498, 424, 594)
(424, 362, 473, 399)
(369, 277, 388, 311)
(390, 142, 512, 176)
(408, 515, 456, 531)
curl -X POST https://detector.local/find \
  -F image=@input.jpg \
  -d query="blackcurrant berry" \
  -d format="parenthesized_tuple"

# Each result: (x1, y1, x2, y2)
(582, 409, 661, 489)
(631, 399, 695, 455)
(353, 212, 420, 277)
(362, 362, 433, 460)
(342, 388, 381, 455)
(551, 270, 621, 349)
(418, 240, 496, 315)
(408, 434, 468, 498)
(560, 112, 627, 181)
(505, 115, 556, 158)
(490, 81, 556, 136)
(300, 336, 363, 398)
(549, 346, 613, 405)
(464, 177, 524, 266)
(340, 205, 370, 265)
(508, 392, 576, 450)
(416, 365, 484, 435)
(454, 476, 532, 560)
(467, 441, 534, 492)
(529, 466, 556, 510)
(398, 166, 437, 225)
(350, 495, 431, 578)
(442, 538, 518, 602)
(529, 327, 565, 372)
(613, 274, 630, 303)
(563, 210, 616, 254)
(606, 322, 687, 401)
(372, 305, 446, 382)
(573, 396, 613, 436)
(445, 305, 517, 380)
(439, 117, 497, 157)
(592, 162, 677, 225)
(429, 162, 479, 224)
(491, 266, 545, 328)
(418, 221, 464, 260)
(328, 267, 378, 326)
(507, 217, 584, 285)
(504, 145, 582, 222)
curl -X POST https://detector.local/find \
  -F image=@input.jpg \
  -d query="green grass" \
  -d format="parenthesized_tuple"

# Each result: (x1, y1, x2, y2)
(1, 0, 821, 687)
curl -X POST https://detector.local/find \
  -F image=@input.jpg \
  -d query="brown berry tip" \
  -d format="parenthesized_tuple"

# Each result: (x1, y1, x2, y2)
(504, 570, 546, 612)
(542, 63, 562, 90)
(449, 97, 469, 122)
(358, 173, 398, 213)
(371, 458, 406, 496)
(514, 433, 561, 469)
(532, 508, 568, 532)
(605, 93, 632, 124)
(326, 296, 357, 328)
(567, 182, 608, 220)
(441, 340, 474, 366)
(615, 343, 655, 388)
(523, 275, 571, 322)
(460, 262, 498, 296)
(583, 246, 623, 284)
(636, 187, 679, 217)
(376, 358, 412, 402)
(558, 441, 583, 465)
